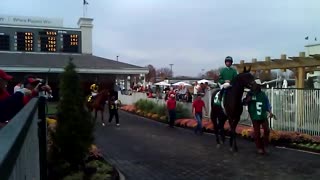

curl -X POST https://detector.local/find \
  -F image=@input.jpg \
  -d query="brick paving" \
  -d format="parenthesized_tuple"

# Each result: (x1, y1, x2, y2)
(94, 111, 320, 180)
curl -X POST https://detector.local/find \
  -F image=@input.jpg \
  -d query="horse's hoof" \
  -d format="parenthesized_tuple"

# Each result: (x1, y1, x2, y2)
(216, 144, 221, 149)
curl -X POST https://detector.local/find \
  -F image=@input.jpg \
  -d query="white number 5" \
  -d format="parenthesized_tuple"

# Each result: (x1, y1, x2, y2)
(256, 102, 262, 115)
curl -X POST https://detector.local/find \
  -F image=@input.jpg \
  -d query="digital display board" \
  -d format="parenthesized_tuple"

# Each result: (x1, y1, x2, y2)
(0, 26, 81, 53)
(0, 33, 10, 51)
(62, 34, 79, 53)
(16, 32, 34, 51)
(39, 30, 57, 52)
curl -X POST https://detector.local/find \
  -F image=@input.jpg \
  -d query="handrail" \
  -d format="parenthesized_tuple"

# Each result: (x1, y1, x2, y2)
(0, 97, 45, 180)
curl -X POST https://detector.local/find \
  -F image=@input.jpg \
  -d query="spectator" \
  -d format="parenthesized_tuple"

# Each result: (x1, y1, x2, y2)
(0, 70, 31, 124)
(166, 94, 176, 128)
(192, 94, 207, 135)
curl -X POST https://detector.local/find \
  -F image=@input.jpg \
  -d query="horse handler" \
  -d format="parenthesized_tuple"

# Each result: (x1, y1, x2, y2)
(243, 79, 274, 154)
(108, 95, 120, 126)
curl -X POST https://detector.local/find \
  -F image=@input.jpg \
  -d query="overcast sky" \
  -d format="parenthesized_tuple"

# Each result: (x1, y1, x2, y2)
(1, 0, 319, 76)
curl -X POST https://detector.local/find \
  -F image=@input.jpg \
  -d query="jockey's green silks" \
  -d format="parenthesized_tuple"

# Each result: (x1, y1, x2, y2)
(218, 67, 238, 84)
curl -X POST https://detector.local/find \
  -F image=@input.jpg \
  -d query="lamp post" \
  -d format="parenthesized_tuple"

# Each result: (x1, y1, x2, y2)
(116, 56, 119, 61)
(169, 64, 174, 77)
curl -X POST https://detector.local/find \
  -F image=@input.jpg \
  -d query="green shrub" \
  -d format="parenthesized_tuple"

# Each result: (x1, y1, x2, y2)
(53, 58, 94, 169)
(156, 104, 167, 117)
(144, 100, 156, 113)
(176, 102, 191, 119)
(63, 172, 84, 180)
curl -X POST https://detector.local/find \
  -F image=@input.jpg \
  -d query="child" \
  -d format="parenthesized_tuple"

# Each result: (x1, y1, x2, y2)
(243, 79, 273, 154)
(192, 94, 207, 135)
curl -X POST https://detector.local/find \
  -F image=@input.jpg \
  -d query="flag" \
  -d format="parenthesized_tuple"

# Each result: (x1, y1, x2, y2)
(305, 36, 309, 40)
(83, 0, 89, 5)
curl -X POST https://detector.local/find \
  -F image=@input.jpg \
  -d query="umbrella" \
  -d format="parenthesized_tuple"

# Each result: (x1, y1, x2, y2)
(197, 79, 216, 85)
(154, 81, 170, 86)
(172, 81, 192, 86)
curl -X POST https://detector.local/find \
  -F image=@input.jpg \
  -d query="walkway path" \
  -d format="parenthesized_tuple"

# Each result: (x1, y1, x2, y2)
(94, 111, 320, 180)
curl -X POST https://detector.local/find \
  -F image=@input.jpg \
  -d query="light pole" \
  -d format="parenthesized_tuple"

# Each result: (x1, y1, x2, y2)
(201, 69, 205, 78)
(116, 56, 119, 61)
(169, 64, 174, 77)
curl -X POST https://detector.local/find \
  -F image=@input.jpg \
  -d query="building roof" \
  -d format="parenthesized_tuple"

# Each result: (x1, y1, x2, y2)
(0, 52, 149, 74)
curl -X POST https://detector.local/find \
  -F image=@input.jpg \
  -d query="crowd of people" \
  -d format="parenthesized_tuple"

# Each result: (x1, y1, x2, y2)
(0, 69, 52, 128)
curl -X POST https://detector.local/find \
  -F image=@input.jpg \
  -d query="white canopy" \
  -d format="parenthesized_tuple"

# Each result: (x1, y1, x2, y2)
(197, 79, 216, 85)
(172, 81, 192, 86)
(154, 81, 170, 86)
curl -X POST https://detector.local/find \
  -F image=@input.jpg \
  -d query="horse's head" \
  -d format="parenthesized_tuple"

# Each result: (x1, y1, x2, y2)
(234, 66, 256, 90)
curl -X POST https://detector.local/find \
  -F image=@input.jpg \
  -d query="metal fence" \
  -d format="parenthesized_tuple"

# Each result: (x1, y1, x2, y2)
(0, 97, 47, 180)
(119, 88, 320, 136)
(240, 88, 320, 136)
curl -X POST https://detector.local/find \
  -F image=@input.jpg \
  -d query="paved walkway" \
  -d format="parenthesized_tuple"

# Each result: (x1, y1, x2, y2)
(94, 111, 320, 180)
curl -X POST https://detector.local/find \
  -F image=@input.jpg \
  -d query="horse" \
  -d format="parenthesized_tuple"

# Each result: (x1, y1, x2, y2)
(210, 66, 257, 152)
(86, 89, 110, 124)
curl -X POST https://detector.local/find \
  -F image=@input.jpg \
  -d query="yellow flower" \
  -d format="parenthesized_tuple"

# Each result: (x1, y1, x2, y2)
(46, 118, 57, 125)
(241, 129, 249, 137)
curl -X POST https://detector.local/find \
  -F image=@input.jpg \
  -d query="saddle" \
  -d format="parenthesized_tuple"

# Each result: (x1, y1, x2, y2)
(213, 90, 227, 115)
(87, 95, 97, 103)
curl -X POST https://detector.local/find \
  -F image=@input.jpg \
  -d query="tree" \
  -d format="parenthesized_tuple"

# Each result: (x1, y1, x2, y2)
(145, 64, 156, 83)
(156, 67, 172, 79)
(205, 69, 221, 81)
(53, 57, 94, 169)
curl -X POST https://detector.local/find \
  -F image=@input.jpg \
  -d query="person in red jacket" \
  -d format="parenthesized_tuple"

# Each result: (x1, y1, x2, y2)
(0, 69, 12, 101)
(192, 94, 207, 135)
(14, 75, 51, 105)
(166, 94, 177, 128)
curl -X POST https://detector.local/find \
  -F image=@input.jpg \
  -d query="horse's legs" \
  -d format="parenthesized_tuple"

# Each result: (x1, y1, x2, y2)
(94, 110, 98, 121)
(101, 110, 105, 125)
(229, 119, 239, 152)
(229, 119, 234, 151)
(211, 110, 221, 147)
(219, 115, 227, 144)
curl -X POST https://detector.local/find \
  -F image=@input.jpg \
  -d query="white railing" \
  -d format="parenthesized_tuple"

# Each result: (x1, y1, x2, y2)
(119, 88, 320, 136)
(263, 88, 320, 136)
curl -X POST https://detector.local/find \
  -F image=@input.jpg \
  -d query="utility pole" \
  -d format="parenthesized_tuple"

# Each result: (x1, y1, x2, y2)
(169, 64, 174, 77)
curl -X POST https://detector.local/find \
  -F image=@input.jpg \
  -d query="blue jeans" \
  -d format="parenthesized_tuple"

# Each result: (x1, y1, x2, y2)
(194, 113, 203, 133)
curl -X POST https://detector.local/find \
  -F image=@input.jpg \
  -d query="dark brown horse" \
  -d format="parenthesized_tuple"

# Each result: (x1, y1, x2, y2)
(211, 66, 257, 152)
(86, 89, 110, 124)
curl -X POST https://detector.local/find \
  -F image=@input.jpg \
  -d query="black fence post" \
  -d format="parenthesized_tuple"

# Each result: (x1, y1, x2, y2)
(38, 96, 47, 180)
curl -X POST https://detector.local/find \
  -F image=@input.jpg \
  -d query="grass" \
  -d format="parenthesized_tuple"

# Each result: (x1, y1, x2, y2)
(47, 102, 58, 115)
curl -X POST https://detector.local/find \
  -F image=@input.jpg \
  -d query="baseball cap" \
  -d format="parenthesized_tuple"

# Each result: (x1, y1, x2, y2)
(0, 69, 13, 81)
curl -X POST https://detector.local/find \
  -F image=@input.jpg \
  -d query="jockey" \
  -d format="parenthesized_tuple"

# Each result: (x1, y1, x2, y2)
(88, 83, 99, 102)
(218, 56, 238, 101)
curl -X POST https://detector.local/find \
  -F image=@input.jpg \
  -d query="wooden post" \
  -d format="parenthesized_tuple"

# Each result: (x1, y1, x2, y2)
(297, 52, 306, 88)
(280, 54, 287, 72)
(265, 56, 271, 75)
(251, 58, 257, 76)
(296, 52, 306, 128)
(237, 60, 245, 72)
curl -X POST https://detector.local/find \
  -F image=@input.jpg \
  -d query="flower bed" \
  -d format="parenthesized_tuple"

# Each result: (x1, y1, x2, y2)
(121, 104, 320, 154)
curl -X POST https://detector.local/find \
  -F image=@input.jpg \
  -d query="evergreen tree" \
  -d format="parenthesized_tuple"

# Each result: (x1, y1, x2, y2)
(53, 57, 94, 168)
